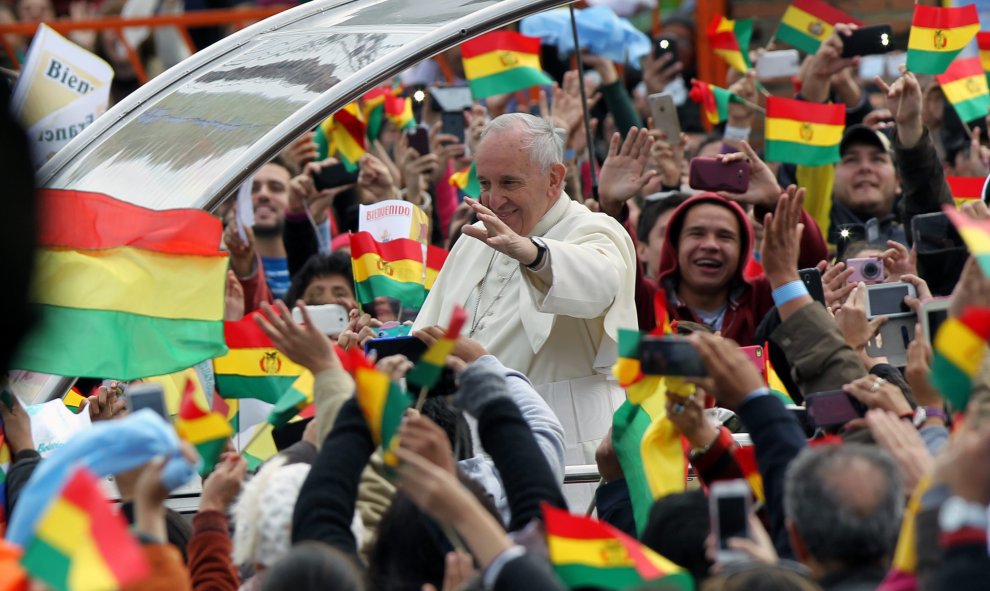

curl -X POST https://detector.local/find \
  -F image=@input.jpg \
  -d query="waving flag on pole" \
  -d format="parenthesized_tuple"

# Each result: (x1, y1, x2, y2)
(765, 97, 845, 166)
(688, 80, 744, 125)
(214, 312, 306, 404)
(406, 306, 467, 390)
(936, 57, 990, 123)
(461, 30, 553, 99)
(708, 15, 753, 74)
(354, 352, 411, 467)
(906, 4, 979, 75)
(776, 0, 860, 55)
(930, 306, 990, 412)
(945, 206, 990, 275)
(176, 376, 233, 476)
(449, 162, 481, 198)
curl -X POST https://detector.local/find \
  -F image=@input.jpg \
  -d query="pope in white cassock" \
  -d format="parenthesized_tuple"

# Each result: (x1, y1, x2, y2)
(413, 113, 637, 467)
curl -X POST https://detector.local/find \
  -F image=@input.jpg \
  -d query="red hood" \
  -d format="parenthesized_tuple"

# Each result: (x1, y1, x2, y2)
(655, 192, 754, 293)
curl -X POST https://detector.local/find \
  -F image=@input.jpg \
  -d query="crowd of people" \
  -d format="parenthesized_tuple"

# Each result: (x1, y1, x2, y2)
(4, 1, 990, 590)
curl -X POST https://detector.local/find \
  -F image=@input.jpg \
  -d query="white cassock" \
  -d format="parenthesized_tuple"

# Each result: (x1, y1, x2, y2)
(414, 192, 638, 470)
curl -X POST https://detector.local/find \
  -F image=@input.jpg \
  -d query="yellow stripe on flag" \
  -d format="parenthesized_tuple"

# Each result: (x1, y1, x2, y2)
(908, 25, 980, 53)
(781, 6, 834, 44)
(547, 535, 635, 568)
(356, 368, 389, 443)
(178, 413, 233, 443)
(940, 74, 989, 105)
(462, 50, 543, 80)
(36, 499, 118, 590)
(351, 252, 425, 284)
(959, 227, 990, 254)
(212, 348, 306, 378)
(765, 118, 844, 146)
(981, 50, 990, 72)
(421, 338, 456, 367)
(936, 318, 987, 376)
(35, 247, 226, 321)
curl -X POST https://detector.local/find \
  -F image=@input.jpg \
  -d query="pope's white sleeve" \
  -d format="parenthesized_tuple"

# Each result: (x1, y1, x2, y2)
(522, 233, 625, 319)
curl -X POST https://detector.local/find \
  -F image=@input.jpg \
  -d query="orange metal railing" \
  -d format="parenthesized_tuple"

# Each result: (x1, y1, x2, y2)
(0, 6, 287, 84)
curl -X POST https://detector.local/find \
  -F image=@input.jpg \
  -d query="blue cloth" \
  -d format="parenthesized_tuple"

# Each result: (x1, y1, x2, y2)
(6, 410, 196, 546)
(519, 7, 651, 67)
(261, 255, 291, 300)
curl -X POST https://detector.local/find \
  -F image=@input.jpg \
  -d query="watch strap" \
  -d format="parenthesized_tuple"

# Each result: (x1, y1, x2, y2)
(527, 237, 547, 269)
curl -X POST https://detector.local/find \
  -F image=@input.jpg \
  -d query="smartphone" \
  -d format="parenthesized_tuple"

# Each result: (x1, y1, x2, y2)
(798, 268, 827, 306)
(756, 49, 800, 80)
(921, 298, 951, 344)
(709, 479, 752, 563)
(806, 390, 867, 429)
(688, 157, 749, 193)
(846, 257, 885, 284)
(653, 35, 678, 63)
(125, 383, 169, 420)
(441, 111, 466, 143)
(840, 24, 894, 58)
(647, 93, 682, 144)
(739, 345, 767, 382)
(292, 304, 348, 337)
(406, 126, 431, 156)
(639, 336, 708, 377)
(865, 282, 916, 319)
(365, 335, 428, 363)
(312, 163, 359, 191)
(912, 212, 964, 254)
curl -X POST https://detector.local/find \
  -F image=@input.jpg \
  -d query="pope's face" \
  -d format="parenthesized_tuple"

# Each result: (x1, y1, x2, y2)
(475, 127, 565, 237)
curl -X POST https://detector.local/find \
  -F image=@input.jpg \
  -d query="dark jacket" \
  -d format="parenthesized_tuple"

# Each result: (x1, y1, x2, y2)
(937, 529, 990, 591)
(5, 449, 40, 519)
(638, 193, 827, 345)
(819, 565, 889, 591)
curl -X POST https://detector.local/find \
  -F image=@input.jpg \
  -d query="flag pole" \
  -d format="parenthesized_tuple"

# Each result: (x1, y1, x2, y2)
(569, 4, 599, 200)
(240, 421, 270, 457)
(415, 385, 430, 411)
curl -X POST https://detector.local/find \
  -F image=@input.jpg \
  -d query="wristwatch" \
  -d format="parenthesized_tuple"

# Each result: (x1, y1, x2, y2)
(913, 406, 948, 428)
(527, 237, 548, 269)
(939, 496, 989, 533)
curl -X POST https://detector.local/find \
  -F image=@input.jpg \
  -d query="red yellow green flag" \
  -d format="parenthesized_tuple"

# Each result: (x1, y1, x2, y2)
(354, 350, 410, 467)
(765, 97, 845, 166)
(945, 205, 990, 275)
(930, 306, 990, 412)
(267, 370, 315, 428)
(542, 503, 694, 591)
(62, 388, 86, 414)
(145, 367, 210, 415)
(20, 467, 150, 591)
(213, 312, 306, 404)
(314, 103, 367, 170)
(406, 306, 467, 390)
(461, 30, 553, 99)
(688, 80, 743, 125)
(708, 15, 753, 74)
(364, 87, 415, 141)
(176, 375, 233, 476)
(425, 244, 448, 293)
(946, 176, 985, 208)
(449, 161, 481, 198)
(242, 422, 277, 471)
(13, 189, 228, 381)
(731, 444, 765, 503)
(936, 57, 990, 123)
(776, 0, 860, 55)
(907, 4, 980, 75)
(0, 539, 27, 591)
(350, 231, 427, 309)
(978, 33, 990, 86)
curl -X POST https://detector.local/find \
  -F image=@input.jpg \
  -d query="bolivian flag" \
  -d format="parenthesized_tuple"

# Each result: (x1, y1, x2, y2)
(542, 503, 694, 591)
(461, 30, 553, 100)
(314, 103, 367, 171)
(363, 87, 415, 141)
(776, 0, 860, 55)
(241, 422, 277, 471)
(930, 306, 990, 412)
(62, 388, 86, 414)
(267, 371, 314, 428)
(176, 376, 232, 476)
(13, 189, 228, 381)
(947, 176, 985, 208)
(936, 57, 990, 123)
(945, 205, 990, 275)
(406, 306, 467, 390)
(765, 97, 845, 166)
(355, 355, 410, 467)
(979, 33, 990, 86)
(449, 161, 481, 198)
(213, 312, 306, 404)
(21, 468, 150, 591)
(708, 15, 753, 74)
(350, 231, 427, 309)
(688, 80, 743, 125)
(907, 4, 979, 75)
(425, 244, 448, 293)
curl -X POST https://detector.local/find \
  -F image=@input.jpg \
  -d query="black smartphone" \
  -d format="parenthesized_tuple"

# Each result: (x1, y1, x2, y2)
(312, 163, 359, 191)
(840, 24, 894, 58)
(406, 126, 431, 156)
(912, 212, 965, 253)
(365, 335, 428, 363)
(798, 268, 827, 306)
(125, 383, 169, 421)
(442, 111, 466, 143)
(653, 35, 679, 62)
(639, 337, 708, 377)
(806, 390, 867, 429)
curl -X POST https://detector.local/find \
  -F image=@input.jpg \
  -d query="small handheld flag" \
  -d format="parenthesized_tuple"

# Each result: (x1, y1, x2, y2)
(776, 0, 861, 55)
(930, 307, 990, 411)
(906, 4, 979, 75)
(944, 205, 990, 276)
(765, 97, 845, 166)
(176, 376, 233, 477)
(708, 15, 753, 74)
(935, 57, 990, 123)
(461, 31, 553, 99)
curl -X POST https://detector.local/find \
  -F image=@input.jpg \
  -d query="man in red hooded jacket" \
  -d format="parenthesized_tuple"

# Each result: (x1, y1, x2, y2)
(598, 131, 827, 344)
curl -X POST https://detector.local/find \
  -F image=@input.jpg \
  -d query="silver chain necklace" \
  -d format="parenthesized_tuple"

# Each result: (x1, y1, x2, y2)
(469, 251, 518, 337)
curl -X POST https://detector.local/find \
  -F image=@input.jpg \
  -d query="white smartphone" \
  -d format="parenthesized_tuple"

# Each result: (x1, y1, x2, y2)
(709, 479, 752, 563)
(865, 282, 917, 319)
(647, 93, 682, 145)
(920, 298, 950, 344)
(292, 304, 349, 336)
(756, 49, 800, 80)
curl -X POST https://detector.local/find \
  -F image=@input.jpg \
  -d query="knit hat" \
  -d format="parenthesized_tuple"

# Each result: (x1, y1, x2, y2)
(232, 457, 311, 568)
